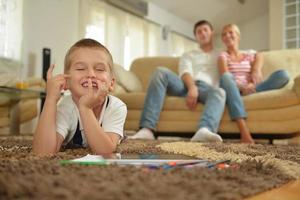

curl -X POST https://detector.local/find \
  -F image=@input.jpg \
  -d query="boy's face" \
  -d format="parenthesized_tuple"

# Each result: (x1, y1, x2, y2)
(194, 24, 214, 46)
(66, 48, 114, 101)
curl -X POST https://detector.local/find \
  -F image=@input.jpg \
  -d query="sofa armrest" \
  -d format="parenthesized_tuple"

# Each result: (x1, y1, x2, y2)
(293, 75, 300, 99)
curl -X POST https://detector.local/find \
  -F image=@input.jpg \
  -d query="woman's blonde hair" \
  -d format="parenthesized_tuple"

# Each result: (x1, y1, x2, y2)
(222, 23, 241, 37)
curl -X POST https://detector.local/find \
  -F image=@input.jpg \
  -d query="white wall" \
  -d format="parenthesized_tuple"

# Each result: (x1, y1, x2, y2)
(21, 0, 79, 134)
(22, 0, 80, 77)
(146, 2, 195, 55)
(269, 0, 284, 50)
(215, 13, 269, 51)
(239, 13, 269, 51)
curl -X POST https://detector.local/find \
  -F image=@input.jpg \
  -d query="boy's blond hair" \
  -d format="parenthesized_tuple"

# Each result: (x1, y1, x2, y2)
(222, 23, 241, 37)
(64, 38, 114, 75)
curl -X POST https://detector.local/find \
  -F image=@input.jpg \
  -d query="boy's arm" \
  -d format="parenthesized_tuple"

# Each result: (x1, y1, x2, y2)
(32, 65, 69, 155)
(78, 106, 120, 155)
(78, 79, 120, 154)
(32, 98, 64, 155)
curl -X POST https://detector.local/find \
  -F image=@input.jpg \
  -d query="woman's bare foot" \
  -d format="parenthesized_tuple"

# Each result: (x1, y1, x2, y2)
(236, 118, 255, 144)
(241, 135, 255, 144)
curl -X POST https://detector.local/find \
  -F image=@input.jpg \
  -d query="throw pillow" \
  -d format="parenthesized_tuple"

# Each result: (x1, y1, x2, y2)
(112, 83, 127, 94)
(113, 64, 143, 92)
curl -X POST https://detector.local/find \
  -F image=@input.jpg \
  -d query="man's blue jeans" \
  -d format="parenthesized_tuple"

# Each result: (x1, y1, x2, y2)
(220, 70, 290, 120)
(140, 67, 226, 133)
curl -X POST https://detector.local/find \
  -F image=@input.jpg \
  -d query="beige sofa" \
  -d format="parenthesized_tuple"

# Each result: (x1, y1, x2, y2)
(114, 49, 300, 139)
(0, 58, 45, 134)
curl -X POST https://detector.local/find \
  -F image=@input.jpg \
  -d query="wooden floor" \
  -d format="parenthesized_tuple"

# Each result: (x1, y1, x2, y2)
(247, 134, 300, 200)
(246, 180, 300, 200)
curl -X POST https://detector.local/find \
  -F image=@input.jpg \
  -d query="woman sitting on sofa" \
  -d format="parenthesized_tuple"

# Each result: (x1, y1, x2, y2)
(218, 23, 290, 144)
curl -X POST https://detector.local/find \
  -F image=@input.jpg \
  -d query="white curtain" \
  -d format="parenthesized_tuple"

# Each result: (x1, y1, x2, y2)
(0, 0, 23, 60)
(125, 14, 146, 70)
(79, 0, 105, 43)
(145, 22, 161, 56)
(104, 4, 127, 68)
(170, 32, 198, 56)
(79, 0, 162, 70)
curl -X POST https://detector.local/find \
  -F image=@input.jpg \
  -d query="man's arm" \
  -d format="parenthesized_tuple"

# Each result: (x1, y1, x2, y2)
(179, 53, 199, 110)
(182, 73, 198, 110)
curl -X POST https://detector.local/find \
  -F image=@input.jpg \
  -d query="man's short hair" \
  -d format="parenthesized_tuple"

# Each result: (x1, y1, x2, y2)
(193, 20, 214, 35)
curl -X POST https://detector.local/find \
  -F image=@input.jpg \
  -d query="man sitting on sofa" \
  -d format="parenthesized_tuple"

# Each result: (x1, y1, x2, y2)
(131, 20, 225, 142)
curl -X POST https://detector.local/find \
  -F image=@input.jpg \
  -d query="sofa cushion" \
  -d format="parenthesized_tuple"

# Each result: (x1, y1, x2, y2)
(242, 86, 299, 110)
(130, 57, 179, 91)
(262, 49, 300, 79)
(0, 73, 18, 86)
(112, 83, 127, 94)
(0, 96, 10, 106)
(116, 86, 299, 111)
(0, 107, 9, 117)
(114, 64, 143, 92)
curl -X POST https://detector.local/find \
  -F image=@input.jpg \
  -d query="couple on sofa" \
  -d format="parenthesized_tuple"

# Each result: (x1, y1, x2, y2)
(131, 20, 290, 144)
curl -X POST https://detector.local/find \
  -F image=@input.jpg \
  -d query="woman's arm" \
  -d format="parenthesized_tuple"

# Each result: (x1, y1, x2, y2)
(251, 52, 264, 85)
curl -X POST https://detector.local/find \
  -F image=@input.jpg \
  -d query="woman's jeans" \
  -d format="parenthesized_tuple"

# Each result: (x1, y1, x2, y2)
(139, 67, 226, 133)
(220, 70, 290, 120)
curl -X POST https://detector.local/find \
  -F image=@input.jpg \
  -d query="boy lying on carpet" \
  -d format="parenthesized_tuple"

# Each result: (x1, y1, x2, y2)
(33, 38, 127, 156)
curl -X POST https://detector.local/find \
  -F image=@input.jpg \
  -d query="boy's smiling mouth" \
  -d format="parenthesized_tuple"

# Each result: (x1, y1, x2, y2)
(81, 80, 99, 89)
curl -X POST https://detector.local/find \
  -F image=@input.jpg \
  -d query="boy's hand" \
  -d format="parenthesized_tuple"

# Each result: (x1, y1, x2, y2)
(79, 78, 108, 109)
(46, 64, 70, 102)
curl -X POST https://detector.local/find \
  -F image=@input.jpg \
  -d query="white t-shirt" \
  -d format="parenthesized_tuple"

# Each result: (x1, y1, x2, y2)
(56, 94, 127, 147)
(179, 49, 220, 87)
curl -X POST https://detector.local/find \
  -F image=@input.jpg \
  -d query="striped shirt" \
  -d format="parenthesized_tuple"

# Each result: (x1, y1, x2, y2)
(219, 50, 256, 86)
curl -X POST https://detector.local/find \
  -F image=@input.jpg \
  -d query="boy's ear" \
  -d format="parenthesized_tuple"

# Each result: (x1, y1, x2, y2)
(65, 74, 71, 90)
(108, 77, 115, 92)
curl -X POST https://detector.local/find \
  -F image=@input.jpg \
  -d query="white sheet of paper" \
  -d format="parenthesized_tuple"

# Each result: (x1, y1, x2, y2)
(71, 154, 104, 162)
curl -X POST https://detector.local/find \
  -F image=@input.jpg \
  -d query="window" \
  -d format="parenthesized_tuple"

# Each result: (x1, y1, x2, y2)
(85, 10, 105, 44)
(0, 0, 23, 60)
(284, 0, 300, 48)
(80, 0, 161, 70)
(80, 0, 197, 69)
(170, 32, 197, 56)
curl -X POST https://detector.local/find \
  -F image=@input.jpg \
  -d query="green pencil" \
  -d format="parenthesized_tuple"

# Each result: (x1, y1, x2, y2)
(60, 160, 109, 166)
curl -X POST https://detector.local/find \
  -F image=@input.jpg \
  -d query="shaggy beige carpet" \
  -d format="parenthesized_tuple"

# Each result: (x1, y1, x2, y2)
(0, 137, 299, 200)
